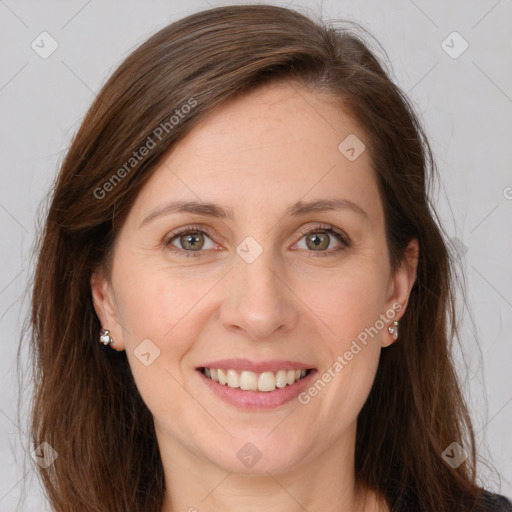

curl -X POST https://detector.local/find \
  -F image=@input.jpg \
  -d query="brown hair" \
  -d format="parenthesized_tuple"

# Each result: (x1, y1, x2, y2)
(25, 4, 497, 511)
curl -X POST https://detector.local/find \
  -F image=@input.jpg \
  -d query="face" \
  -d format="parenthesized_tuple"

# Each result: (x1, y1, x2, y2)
(92, 81, 417, 476)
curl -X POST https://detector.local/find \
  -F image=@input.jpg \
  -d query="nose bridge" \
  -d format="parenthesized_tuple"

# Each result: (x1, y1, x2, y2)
(219, 239, 298, 340)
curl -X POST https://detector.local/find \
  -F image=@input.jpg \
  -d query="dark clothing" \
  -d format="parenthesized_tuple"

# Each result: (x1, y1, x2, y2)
(394, 490, 512, 510)
(481, 492, 512, 511)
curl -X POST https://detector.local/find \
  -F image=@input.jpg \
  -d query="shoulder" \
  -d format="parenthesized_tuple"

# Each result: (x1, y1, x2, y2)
(480, 491, 512, 512)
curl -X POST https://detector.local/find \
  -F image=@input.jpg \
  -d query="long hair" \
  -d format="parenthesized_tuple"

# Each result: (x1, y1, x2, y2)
(26, 4, 495, 511)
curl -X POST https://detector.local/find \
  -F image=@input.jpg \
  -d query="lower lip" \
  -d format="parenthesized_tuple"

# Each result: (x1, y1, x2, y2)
(197, 369, 317, 410)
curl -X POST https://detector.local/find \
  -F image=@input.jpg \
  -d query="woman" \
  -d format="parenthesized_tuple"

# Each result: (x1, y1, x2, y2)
(28, 4, 511, 511)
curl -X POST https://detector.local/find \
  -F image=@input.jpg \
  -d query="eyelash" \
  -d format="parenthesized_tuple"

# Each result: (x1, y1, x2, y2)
(163, 223, 350, 258)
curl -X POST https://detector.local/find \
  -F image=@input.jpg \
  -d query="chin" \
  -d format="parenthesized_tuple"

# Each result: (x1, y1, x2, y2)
(203, 434, 309, 475)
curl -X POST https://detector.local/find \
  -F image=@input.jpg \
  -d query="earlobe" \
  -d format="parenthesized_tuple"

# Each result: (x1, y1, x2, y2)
(383, 238, 419, 346)
(90, 271, 125, 351)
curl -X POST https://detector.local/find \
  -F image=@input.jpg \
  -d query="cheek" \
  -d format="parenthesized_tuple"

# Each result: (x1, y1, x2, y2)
(113, 272, 206, 428)
(294, 258, 388, 416)
(296, 259, 389, 351)
(110, 264, 207, 403)
(113, 261, 210, 346)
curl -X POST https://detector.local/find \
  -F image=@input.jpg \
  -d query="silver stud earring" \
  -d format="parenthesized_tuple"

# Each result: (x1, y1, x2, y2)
(99, 328, 115, 347)
(388, 320, 399, 341)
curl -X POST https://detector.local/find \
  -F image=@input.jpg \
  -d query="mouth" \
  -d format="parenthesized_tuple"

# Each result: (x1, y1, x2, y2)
(195, 360, 317, 410)
(199, 366, 313, 392)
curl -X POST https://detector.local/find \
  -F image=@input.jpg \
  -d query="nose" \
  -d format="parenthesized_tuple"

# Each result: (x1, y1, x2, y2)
(219, 247, 300, 341)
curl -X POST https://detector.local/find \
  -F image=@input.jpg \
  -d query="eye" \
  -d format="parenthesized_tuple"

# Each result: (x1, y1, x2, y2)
(164, 226, 217, 257)
(294, 224, 350, 256)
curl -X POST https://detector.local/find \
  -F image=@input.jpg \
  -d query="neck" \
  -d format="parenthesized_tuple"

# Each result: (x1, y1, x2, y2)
(157, 423, 385, 512)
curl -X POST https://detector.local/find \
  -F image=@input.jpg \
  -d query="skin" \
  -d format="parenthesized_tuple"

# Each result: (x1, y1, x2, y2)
(91, 81, 418, 512)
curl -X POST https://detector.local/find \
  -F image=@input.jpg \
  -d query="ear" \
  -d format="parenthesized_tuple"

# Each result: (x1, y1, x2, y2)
(90, 270, 125, 351)
(382, 238, 419, 347)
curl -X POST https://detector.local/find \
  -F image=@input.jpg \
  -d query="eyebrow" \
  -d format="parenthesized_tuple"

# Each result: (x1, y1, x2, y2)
(139, 197, 368, 228)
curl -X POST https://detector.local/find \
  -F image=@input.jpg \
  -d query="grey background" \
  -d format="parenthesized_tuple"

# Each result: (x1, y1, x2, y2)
(0, 0, 510, 509)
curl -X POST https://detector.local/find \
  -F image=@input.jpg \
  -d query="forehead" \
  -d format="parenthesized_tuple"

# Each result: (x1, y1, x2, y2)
(126, 81, 382, 226)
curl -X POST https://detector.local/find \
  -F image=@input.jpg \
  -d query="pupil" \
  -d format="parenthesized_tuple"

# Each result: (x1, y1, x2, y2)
(308, 232, 327, 250)
(185, 233, 201, 249)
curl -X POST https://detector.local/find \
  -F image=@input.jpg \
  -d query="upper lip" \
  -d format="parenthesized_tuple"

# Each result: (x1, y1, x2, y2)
(197, 358, 315, 373)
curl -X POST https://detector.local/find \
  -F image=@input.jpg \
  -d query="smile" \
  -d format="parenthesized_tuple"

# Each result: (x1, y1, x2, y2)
(200, 367, 311, 392)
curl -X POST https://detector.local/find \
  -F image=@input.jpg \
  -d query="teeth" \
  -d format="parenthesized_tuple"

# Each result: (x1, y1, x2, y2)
(218, 368, 227, 385)
(275, 369, 288, 388)
(239, 370, 257, 390)
(227, 369, 239, 388)
(202, 367, 308, 392)
(258, 371, 276, 392)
